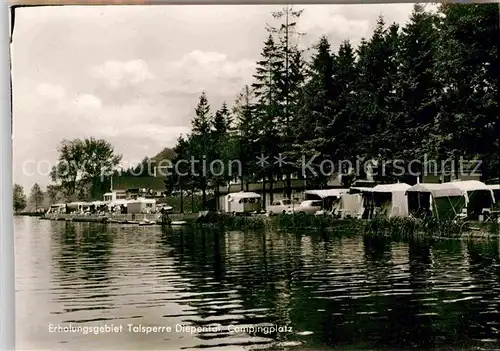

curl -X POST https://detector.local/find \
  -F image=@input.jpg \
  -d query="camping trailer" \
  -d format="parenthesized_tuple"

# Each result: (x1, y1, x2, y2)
(126, 198, 156, 214)
(66, 202, 88, 214)
(224, 192, 261, 214)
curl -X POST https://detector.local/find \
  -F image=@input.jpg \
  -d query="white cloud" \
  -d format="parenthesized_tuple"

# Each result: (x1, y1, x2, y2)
(74, 94, 102, 110)
(165, 50, 256, 95)
(13, 5, 415, 190)
(91, 59, 154, 89)
(35, 83, 66, 100)
(298, 8, 371, 47)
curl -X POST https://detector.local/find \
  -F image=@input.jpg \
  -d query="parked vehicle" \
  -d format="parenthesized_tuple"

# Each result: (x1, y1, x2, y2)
(156, 204, 174, 213)
(266, 199, 294, 215)
(127, 198, 157, 214)
(223, 192, 262, 214)
(286, 200, 323, 215)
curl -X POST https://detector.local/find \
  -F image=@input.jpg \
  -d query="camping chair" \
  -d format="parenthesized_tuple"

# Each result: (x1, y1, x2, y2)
(482, 208, 492, 222)
(455, 208, 468, 220)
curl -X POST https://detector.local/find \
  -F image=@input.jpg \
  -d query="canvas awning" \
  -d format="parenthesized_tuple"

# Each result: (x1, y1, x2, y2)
(450, 180, 495, 202)
(406, 183, 464, 198)
(304, 189, 349, 199)
(227, 192, 261, 199)
(66, 202, 86, 209)
(450, 180, 492, 192)
(370, 183, 411, 193)
(350, 187, 376, 193)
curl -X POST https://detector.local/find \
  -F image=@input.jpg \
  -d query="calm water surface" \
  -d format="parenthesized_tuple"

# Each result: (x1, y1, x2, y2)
(15, 216, 500, 350)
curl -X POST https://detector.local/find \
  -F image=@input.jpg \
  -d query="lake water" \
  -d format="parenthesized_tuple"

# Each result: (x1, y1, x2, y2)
(15, 216, 500, 350)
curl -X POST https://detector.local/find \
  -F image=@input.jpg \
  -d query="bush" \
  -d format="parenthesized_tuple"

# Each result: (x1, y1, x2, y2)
(195, 211, 499, 239)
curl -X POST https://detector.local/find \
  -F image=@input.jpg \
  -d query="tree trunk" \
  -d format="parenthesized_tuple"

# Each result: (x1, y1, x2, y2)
(191, 186, 195, 213)
(262, 178, 267, 211)
(286, 173, 292, 199)
(215, 185, 219, 211)
(180, 187, 184, 214)
(202, 187, 207, 210)
(269, 173, 274, 204)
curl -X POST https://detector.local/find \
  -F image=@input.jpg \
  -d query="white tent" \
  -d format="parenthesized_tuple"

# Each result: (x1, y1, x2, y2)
(406, 181, 494, 220)
(304, 189, 349, 199)
(406, 183, 464, 198)
(370, 183, 411, 217)
(371, 183, 411, 193)
(449, 180, 495, 203)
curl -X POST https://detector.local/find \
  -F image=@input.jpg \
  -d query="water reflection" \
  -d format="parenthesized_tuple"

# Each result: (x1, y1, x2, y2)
(53, 222, 113, 282)
(15, 217, 500, 350)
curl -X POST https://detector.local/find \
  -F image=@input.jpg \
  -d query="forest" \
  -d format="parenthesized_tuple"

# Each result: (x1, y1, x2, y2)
(165, 4, 499, 205)
(18, 4, 498, 210)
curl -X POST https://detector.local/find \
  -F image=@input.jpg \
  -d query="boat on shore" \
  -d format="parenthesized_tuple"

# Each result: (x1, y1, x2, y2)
(171, 220, 188, 226)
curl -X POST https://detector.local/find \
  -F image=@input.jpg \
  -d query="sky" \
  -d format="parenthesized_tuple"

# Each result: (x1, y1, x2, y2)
(11, 4, 417, 191)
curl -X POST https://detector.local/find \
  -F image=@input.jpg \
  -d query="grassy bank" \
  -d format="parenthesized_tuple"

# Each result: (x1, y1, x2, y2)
(196, 213, 500, 239)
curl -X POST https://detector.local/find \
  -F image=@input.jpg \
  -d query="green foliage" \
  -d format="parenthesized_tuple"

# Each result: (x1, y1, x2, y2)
(164, 193, 203, 214)
(165, 4, 498, 200)
(50, 137, 121, 200)
(46, 184, 61, 205)
(29, 183, 44, 211)
(435, 4, 499, 179)
(363, 216, 478, 239)
(13, 184, 27, 213)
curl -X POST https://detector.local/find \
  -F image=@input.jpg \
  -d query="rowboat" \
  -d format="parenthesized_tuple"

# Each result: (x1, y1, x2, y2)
(171, 220, 188, 226)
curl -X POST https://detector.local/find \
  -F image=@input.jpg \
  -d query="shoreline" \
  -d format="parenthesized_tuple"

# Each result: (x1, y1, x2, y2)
(23, 212, 500, 240)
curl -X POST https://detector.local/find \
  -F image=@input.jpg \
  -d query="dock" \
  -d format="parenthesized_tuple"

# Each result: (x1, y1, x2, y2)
(41, 212, 199, 225)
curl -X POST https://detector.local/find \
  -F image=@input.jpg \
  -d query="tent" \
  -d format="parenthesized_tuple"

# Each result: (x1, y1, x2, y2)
(406, 183, 463, 198)
(406, 182, 494, 220)
(449, 180, 495, 219)
(338, 193, 364, 219)
(369, 183, 411, 218)
(487, 184, 500, 205)
(304, 189, 349, 199)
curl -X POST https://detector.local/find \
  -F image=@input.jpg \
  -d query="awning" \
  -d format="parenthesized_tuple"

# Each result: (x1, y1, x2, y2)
(350, 187, 377, 193)
(406, 183, 464, 198)
(227, 192, 261, 199)
(304, 189, 349, 199)
(450, 180, 495, 202)
(450, 180, 493, 192)
(370, 183, 411, 193)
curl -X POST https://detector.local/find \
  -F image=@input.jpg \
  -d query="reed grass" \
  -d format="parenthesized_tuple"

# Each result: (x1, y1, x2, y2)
(196, 212, 500, 239)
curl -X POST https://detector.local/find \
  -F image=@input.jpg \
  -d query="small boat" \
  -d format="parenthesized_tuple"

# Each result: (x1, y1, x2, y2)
(171, 220, 188, 226)
(138, 217, 156, 226)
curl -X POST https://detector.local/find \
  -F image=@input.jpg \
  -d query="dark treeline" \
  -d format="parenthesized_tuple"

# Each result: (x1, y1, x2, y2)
(166, 4, 499, 209)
